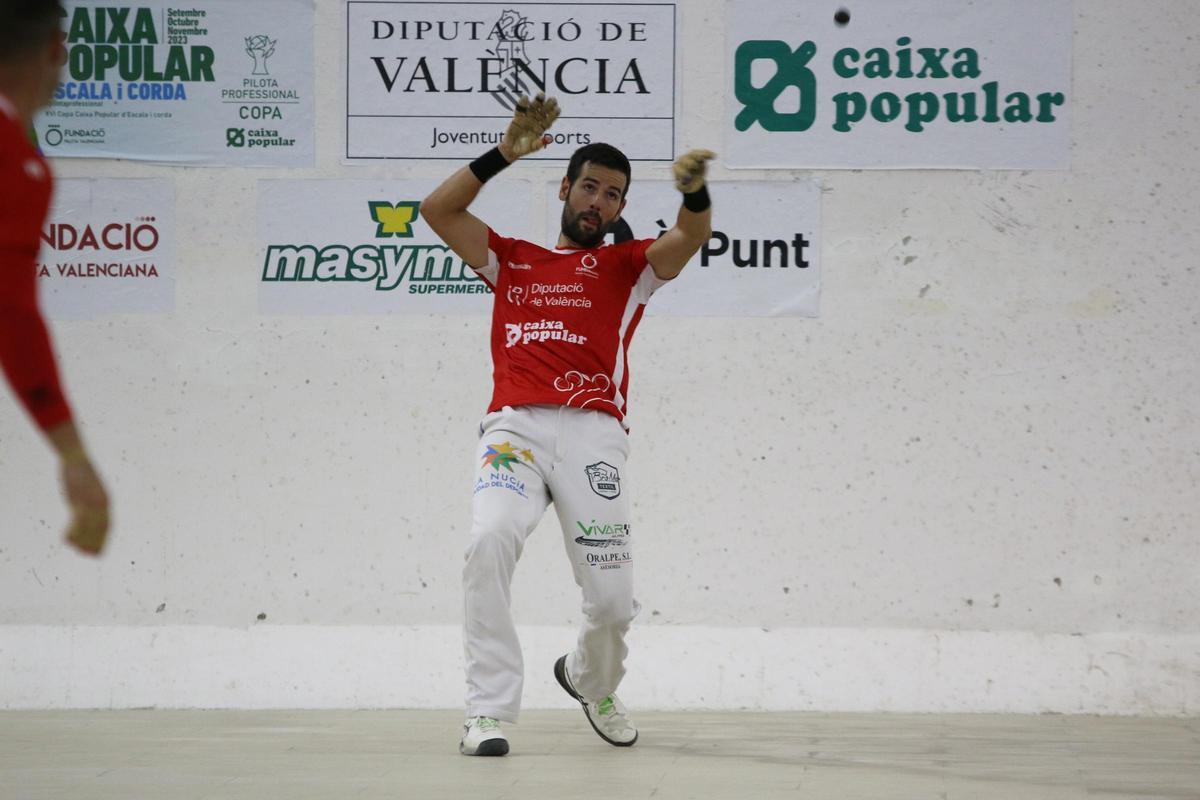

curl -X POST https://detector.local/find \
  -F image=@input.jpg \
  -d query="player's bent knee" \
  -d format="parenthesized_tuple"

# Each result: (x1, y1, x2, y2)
(464, 520, 526, 563)
(582, 597, 637, 627)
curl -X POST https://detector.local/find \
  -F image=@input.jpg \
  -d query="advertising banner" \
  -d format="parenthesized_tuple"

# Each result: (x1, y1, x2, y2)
(257, 179, 536, 315)
(37, 179, 176, 318)
(543, 180, 821, 317)
(345, 2, 677, 162)
(726, 0, 1072, 169)
(34, 0, 315, 165)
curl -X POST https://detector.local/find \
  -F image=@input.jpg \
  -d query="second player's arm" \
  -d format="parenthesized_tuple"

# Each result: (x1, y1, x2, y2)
(0, 251, 110, 556)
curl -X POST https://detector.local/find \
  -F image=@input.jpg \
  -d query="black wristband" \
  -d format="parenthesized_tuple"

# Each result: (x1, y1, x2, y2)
(469, 147, 511, 183)
(682, 184, 710, 212)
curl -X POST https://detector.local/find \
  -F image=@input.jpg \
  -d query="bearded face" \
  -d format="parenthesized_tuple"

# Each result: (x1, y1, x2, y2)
(557, 163, 627, 249)
(560, 202, 613, 249)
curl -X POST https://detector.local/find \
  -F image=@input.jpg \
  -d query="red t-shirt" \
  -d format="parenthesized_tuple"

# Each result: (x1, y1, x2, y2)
(474, 229, 668, 424)
(0, 100, 71, 431)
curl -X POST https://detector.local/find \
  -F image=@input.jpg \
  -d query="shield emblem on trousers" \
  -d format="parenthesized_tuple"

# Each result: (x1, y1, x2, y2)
(585, 461, 621, 499)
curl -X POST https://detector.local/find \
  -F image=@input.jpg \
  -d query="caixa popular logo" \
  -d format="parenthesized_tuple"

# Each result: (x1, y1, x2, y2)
(734, 37, 1066, 134)
(735, 41, 818, 132)
(584, 461, 621, 500)
(226, 127, 296, 149)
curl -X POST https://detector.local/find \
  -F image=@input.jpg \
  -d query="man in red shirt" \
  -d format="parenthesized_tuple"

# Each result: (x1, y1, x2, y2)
(1, 0, 110, 555)
(422, 94, 714, 756)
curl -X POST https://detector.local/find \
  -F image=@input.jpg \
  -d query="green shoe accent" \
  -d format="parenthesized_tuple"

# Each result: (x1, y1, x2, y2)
(598, 697, 615, 716)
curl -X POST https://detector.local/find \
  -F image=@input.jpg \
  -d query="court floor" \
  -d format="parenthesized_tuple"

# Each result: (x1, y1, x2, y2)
(1, 709, 1197, 799)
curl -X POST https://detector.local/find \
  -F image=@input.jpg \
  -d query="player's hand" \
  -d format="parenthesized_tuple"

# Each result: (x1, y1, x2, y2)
(502, 93, 560, 159)
(672, 149, 717, 193)
(60, 454, 110, 556)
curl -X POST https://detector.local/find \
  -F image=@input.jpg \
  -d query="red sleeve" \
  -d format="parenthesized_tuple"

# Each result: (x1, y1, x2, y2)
(486, 227, 515, 264)
(0, 118, 72, 432)
(624, 238, 657, 285)
(0, 252, 72, 431)
(477, 227, 517, 290)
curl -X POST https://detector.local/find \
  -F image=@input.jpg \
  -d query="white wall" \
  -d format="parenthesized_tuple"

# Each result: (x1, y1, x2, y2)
(2, 0, 1198, 714)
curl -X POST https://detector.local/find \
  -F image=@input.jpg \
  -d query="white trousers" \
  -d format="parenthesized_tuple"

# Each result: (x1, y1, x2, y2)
(463, 404, 640, 722)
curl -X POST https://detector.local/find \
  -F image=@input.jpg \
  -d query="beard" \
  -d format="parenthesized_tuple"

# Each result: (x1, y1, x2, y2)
(560, 204, 613, 249)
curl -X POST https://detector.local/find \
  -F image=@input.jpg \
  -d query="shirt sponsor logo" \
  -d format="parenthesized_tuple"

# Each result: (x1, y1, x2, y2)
(505, 281, 593, 309)
(577, 252, 600, 279)
(504, 320, 588, 349)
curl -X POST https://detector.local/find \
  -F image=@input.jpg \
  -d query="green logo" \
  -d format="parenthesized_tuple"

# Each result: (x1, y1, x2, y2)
(575, 521, 630, 538)
(65, 7, 216, 82)
(260, 197, 490, 296)
(369, 201, 421, 238)
(734, 40, 818, 132)
(734, 37, 1067, 135)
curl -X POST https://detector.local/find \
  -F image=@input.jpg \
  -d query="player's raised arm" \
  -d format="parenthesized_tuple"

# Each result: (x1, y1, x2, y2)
(421, 93, 561, 267)
(645, 149, 716, 281)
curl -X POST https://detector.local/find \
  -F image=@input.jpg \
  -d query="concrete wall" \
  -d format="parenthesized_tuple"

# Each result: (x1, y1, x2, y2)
(2, 0, 1198, 713)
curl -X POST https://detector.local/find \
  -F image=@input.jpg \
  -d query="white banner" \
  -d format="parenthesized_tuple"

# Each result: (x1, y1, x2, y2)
(37, 179, 176, 319)
(34, 0, 315, 165)
(543, 181, 821, 317)
(725, 0, 1072, 169)
(257, 180, 536, 315)
(345, 2, 677, 162)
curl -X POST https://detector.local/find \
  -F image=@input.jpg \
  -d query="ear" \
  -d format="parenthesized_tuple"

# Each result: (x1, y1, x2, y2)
(613, 196, 627, 222)
(558, 176, 570, 202)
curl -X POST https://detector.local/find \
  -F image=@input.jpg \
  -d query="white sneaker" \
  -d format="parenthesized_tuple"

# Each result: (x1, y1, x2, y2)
(459, 716, 509, 756)
(554, 655, 638, 747)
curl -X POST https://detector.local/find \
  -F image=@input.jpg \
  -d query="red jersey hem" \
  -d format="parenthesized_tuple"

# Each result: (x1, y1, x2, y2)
(487, 395, 625, 423)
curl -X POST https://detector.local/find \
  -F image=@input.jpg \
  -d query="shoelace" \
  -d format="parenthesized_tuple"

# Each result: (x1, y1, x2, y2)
(597, 697, 617, 718)
(474, 717, 500, 732)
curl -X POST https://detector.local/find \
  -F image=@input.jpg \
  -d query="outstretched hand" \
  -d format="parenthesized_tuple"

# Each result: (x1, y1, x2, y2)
(502, 93, 561, 158)
(672, 149, 717, 193)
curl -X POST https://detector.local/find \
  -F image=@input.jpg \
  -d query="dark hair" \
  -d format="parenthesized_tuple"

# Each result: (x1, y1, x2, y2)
(566, 143, 632, 198)
(0, 0, 64, 63)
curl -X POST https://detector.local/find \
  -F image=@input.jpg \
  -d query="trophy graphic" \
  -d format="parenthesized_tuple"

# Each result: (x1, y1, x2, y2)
(245, 35, 277, 76)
